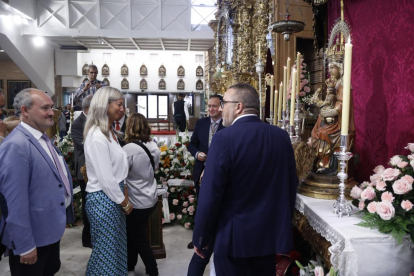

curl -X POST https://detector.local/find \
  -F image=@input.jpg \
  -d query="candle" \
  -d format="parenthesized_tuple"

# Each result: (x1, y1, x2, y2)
(270, 75, 274, 111)
(71, 92, 74, 107)
(290, 69, 297, 126)
(286, 58, 291, 110)
(258, 42, 261, 57)
(125, 93, 128, 108)
(274, 90, 278, 125)
(277, 82, 283, 124)
(296, 52, 301, 101)
(282, 67, 287, 111)
(341, 37, 353, 135)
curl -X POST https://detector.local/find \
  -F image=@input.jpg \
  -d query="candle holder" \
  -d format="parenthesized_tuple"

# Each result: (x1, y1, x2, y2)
(284, 104, 290, 130)
(255, 58, 265, 121)
(266, 111, 274, 125)
(294, 100, 301, 136)
(279, 110, 286, 130)
(289, 125, 299, 143)
(333, 135, 353, 218)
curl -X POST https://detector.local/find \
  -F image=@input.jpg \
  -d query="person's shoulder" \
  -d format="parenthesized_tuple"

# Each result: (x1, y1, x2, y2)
(123, 142, 145, 156)
(87, 127, 107, 142)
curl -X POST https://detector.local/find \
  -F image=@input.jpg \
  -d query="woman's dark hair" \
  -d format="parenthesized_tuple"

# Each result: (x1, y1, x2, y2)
(125, 112, 152, 143)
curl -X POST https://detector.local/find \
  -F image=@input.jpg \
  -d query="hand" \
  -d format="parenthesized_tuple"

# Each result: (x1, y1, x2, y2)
(197, 152, 207, 162)
(95, 83, 102, 89)
(0, 120, 6, 137)
(199, 170, 205, 185)
(123, 203, 133, 215)
(320, 108, 338, 118)
(20, 248, 37, 265)
(84, 81, 91, 92)
(194, 245, 207, 259)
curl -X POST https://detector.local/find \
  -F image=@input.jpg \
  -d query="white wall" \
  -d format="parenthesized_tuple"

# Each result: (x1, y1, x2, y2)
(74, 49, 205, 94)
(0, 15, 55, 95)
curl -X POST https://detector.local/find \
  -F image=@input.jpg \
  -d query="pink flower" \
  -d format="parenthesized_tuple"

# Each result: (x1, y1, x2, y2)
(401, 200, 413, 211)
(169, 213, 175, 220)
(184, 222, 191, 229)
(376, 201, 395, 220)
(367, 202, 378, 213)
(382, 168, 400, 181)
(182, 208, 188, 214)
(189, 197, 195, 204)
(358, 200, 365, 210)
(390, 155, 403, 166)
(350, 186, 362, 199)
(314, 266, 324, 276)
(300, 74, 305, 78)
(376, 181, 387, 191)
(172, 199, 179, 205)
(402, 175, 414, 185)
(177, 214, 182, 220)
(160, 177, 165, 181)
(373, 165, 385, 175)
(392, 178, 413, 194)
(370, 174, 382, 185)
(188, 206, 195, 213)
(301, 79, 309, 85)
(381, 191, 395, 202)
(170, 187, 176, 192)
(299, 92, 306, 97)
(304, 86, 311, 92)
(360, 181, 370, 189)
(397, 162, 408, 168)
(361, 186, 376, 201)
(408, 154, 414, 160)
(405, 143, 414, 152)
(162, 218, 165, 224)
(183, 201, 189, 207)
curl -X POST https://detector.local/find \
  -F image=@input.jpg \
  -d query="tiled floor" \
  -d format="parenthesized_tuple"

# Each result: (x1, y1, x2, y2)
(0, 224, 211, 276)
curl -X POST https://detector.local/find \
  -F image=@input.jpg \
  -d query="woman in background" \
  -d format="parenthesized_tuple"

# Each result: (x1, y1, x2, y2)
(83, 87, 133, 276)
(123, 113, 160, 276)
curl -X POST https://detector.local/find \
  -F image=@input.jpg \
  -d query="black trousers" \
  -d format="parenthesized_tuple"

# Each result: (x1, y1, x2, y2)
(126, 204, 158, 276)
(214, 254, 275, 276)
(187, 238, 214, 276)
(78, 180, 91, 245)
(9, 241, 61, 276)
(174, 115, 186, 132)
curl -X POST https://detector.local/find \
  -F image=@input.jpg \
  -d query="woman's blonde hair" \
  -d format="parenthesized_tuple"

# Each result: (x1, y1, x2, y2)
(83, 86, 124, 141)
(124, 112, 152, 144)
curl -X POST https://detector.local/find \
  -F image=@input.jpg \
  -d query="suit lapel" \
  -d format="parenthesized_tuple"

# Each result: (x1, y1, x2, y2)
(17, 125, 61, 181)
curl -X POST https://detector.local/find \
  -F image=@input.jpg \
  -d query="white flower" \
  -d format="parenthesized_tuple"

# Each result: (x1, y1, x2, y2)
(160, 151, 167, 156)
(172, 158, 180, 164)
(181, 169, 191, 176)
(168, 150, 173, 154)
(188, 156, 195, 163)
(390, 155, 403, 166)
(169, 155, 175, 159)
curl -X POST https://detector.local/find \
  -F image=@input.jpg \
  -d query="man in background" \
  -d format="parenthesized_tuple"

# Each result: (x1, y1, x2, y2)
(187, 94, 224, 275)
(71, 95, 93, 248)
(74, 64, 106, 99)
(192, 84, 298, 276)
(0, 88, 75, 275)
(172, 93, 189, 132)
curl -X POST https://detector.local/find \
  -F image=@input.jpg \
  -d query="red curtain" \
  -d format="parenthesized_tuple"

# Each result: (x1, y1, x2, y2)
(328, 0, 414, 182)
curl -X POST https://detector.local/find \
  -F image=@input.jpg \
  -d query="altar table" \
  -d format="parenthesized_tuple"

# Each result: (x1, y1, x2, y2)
(296, 194, 414, 276)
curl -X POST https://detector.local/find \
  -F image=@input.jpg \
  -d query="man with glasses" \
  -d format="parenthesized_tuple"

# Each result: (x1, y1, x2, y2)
(74, 64, 106, 99)
(187, 94, 224, 275)
(192, 84, 298, 276)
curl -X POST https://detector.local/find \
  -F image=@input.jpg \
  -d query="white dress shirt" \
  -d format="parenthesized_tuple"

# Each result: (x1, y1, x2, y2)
(84, 126, 128, 204)
(123, 141, 160, 209)
(232, 114, 258, 125)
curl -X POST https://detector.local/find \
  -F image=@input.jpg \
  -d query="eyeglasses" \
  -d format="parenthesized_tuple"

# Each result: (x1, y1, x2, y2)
(89, 71, 98, 75)
(220, 100, 239, 109)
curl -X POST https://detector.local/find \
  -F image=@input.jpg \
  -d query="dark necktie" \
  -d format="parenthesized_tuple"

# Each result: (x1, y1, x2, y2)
(41, 133, 70, 196)
(116, 121, 120, 131)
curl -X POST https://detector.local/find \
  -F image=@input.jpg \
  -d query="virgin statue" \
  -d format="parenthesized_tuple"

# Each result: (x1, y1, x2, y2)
(310, 60, 355, 175)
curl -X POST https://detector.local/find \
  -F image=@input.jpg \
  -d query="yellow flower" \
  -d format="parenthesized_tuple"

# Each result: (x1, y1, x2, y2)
(160, 145, 168, 152)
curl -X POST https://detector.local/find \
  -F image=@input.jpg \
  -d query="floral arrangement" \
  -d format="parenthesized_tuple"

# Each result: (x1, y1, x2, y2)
(287, 58, 312, 104)
(295, 259, 338, 276)
(351, 143, 414, 243)
(155, 131, 197, 229)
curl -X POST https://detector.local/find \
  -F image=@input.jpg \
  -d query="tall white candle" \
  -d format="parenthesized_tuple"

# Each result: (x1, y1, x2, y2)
(278, 81, 283, 122)
(258, 42, 261, 57)
(270, 75, 274, 111)
(290, 69, 297, 126)
(125, 93, 128, 108)
(341, 37, 353, 135)
(296, 52, 301, 101)
(71, 92, 74, 107)
(273, 90, 278, 125)
(286, 58, 291, 110)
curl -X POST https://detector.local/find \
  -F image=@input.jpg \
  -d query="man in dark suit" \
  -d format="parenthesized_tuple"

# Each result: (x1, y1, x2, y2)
(114, 113, 127, 146)
(0, 88, 75, 275)
(192, 84, 298, 276)
(187, 94, 224, 275)
(71, 95, 93, 248)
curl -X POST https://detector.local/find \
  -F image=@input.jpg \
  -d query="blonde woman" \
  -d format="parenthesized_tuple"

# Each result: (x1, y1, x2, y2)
(83, 87, 133, 276)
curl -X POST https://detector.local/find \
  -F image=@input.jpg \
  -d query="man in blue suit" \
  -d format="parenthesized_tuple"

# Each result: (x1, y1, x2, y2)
(192, 84, 298, 276)
(187, 94, 224, 275)
(0, 89, 75, 276)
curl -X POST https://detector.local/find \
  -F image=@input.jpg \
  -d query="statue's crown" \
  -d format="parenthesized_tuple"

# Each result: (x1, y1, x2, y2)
(325, 19, 350, 64)
(325, 41, 344, 63)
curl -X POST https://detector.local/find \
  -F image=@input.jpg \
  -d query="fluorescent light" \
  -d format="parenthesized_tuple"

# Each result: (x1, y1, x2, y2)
(33, 37, 45, 47)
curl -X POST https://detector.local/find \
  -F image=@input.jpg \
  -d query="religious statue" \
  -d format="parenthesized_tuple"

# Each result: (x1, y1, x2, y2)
(102, 63, 110, 76)
(159, 65, 166, 76)
(196, 65, 203, 76)
(196, 80, 203, 90)
(140, 64, 147, 76)
(159, 79, 166, 90)
(121, 64, 128, 75)
(82, 63, 89, 76)
(140, 79, 147, 90)
(103, 78, 110, 86)
(121, 78, 129, 89)
(177, 65, 185, 76)
(177, 79, 185, 90)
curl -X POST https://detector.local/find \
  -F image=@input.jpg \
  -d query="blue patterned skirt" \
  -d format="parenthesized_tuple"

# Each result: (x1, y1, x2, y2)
(85, 182, 127, 276)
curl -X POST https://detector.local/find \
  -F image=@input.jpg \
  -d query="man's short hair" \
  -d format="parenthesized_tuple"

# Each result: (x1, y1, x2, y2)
(82, 95, 93, 111)
(88, 64, 98, 72)
(209, 94, 223, 101)
(228, 83, 260, 115)
(13, 88, 39, 117)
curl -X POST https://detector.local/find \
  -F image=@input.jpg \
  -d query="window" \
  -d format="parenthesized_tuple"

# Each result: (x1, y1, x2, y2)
(150, 53, 158, 62)
(126, 53, 135, 61)
(195, 54, 203, 63)
(136, 94, 169, 119)
(191, 0, 217, 31)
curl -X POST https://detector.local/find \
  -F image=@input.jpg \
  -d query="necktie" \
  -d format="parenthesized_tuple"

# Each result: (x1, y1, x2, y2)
(211, 122, 219, 136)
(41, 134, 70, 196)
(116, 121, 120, 131)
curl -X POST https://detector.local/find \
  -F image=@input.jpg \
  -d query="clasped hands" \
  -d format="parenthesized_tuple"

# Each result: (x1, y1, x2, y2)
(83, 81, 102, 92)
(20, 248, 37, 265)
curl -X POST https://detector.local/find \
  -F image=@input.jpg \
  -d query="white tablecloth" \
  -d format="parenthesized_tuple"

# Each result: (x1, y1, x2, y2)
(296, 194, 414, 276)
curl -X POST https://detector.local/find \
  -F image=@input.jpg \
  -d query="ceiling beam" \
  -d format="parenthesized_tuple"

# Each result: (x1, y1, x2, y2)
(73, 38, 88, 48)
(159, 38, 165, 50)
(130, 38, 141, 50)
(188, 39, 191, 51)
(101, 38, 115, 50)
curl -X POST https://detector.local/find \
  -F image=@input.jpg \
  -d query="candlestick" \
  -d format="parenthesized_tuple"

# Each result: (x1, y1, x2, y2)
(341, 37, 353, 135)
(296, 52, 301, 101)
(290, 70, 297, 126)
(258, 42, 261, 57)
(282, 67, 287, 112)
(274, 90, 278, 125)
(270, 75, 274, 112)
(286, 58, 291, 110)
(278, 82, 282, 124)
(71, 92, 74, 107)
